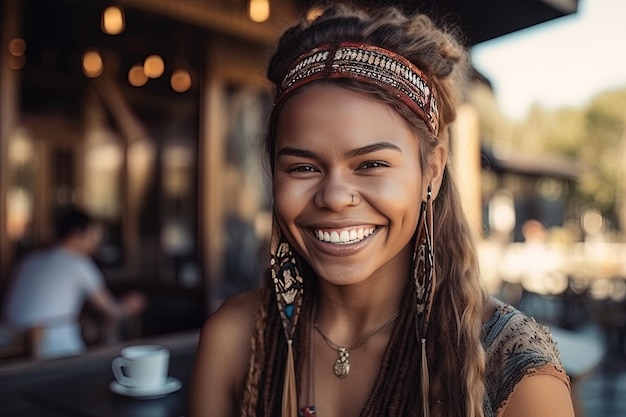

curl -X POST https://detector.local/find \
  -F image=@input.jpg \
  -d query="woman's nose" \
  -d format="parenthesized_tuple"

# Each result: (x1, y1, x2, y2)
(313, 173, 358, 211)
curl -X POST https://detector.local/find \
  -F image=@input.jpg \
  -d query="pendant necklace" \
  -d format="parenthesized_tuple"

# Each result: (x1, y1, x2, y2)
(314, 311, 400, 379)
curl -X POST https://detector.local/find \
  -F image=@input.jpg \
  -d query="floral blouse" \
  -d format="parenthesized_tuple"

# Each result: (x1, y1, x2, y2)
(482, 304, 571, 417)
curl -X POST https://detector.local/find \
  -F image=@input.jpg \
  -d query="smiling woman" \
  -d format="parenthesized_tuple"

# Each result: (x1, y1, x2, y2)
(189, 3, 575, 417)
(273, 84, 429, 289)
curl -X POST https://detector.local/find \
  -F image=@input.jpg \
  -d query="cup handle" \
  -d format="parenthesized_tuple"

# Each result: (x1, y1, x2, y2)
(111, 357, 134, 387)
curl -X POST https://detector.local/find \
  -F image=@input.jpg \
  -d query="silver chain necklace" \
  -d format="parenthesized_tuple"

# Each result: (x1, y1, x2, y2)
(314, 312, 400, 379)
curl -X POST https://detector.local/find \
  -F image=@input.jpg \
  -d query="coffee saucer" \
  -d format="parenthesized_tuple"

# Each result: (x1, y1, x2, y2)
(109, 377, 182, 399)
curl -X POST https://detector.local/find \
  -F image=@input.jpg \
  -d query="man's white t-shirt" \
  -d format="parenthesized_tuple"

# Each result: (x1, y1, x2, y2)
(3, 247, 104, 359)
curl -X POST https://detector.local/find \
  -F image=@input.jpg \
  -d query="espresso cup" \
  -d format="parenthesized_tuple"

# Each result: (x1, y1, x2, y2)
(112, 345, 170, 389)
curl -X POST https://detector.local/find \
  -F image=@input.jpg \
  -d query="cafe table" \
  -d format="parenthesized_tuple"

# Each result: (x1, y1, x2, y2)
(0, 330, 199, 417)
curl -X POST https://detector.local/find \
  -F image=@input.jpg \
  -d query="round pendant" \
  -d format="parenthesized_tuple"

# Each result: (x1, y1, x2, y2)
(334, 359, 350, 378)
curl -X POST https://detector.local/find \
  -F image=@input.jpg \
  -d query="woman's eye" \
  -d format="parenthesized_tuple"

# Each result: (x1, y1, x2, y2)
(290, 165, 318, 173)
(357, 161, 389, 171)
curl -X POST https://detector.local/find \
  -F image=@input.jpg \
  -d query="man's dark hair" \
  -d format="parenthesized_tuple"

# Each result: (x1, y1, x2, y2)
(54, 207, 94, 241)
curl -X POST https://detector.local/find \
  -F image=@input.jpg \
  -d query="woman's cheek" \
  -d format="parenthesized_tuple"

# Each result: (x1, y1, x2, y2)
(273, 178, 311, 219)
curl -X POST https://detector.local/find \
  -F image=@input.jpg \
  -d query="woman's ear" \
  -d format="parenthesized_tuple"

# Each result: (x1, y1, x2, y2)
(424, 144, 447, 200)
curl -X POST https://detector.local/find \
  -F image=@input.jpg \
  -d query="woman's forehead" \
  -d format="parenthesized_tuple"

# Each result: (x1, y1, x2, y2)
(274, 84, 420, 155)
(276, 83, 407, 129)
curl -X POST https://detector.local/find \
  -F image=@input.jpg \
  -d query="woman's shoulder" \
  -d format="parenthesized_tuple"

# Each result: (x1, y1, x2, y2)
(482, 298, 566, 370)
(210, 290, 260, 318)
(481, 298, 570, 416)
(200, 290, 259, 351)
(190, 291, 260, 417)
(200, 292, 259, 371)
(482, 299, 561, 358)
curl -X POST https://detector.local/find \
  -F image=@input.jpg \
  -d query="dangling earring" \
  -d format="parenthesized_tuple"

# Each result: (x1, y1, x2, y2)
(413, 183, 436, 417)
(414, 183, 435, 338)
(269, 216, 304, 417)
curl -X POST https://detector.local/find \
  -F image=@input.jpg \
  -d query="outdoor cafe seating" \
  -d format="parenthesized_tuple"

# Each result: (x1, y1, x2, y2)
(0, 330, 198, 417)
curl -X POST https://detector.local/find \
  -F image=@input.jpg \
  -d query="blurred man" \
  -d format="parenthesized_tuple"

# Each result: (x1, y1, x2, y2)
(2, 207, 146, 359)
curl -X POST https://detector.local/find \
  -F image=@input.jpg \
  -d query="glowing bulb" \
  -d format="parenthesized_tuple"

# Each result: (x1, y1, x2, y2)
(8, 38, 27, 56)
(170, 69, 192, 93)
(82, 49, 104, 78)
(128, 64, 148, 87)
(143, 54, 164, 79)
(102, 6, 125, 35)
(248, 0, 270, 23)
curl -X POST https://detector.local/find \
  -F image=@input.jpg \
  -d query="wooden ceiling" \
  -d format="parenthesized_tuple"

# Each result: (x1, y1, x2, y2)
(12, 0, 579, 120)
(111, 0, 579, 46)
(296, 0, 579, 45)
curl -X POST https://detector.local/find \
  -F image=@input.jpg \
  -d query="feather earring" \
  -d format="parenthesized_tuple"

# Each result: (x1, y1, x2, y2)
(269, 218, 304, 417)
(413, 184, 436, 417)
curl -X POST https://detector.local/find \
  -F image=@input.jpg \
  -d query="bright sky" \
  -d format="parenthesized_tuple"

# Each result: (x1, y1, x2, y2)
(471, 0, 626, 119)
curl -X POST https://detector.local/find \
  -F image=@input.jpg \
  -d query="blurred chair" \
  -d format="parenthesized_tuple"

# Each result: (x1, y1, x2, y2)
(548, 324, 604, 417)
(0, 323, 24, 360)
(0, 324, 44, 361)
(584, 277, 626, 366)
(581, 277, 626, 416)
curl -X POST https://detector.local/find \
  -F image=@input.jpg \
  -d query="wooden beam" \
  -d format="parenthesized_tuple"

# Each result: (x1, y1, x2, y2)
(114, 0, 296, 44)
(0, 0, 22, 280)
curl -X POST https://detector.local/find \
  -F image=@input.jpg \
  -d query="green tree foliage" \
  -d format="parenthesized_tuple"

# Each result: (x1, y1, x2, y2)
(469, 84, 513, 146)
(469, 86, 626, 231)
(579, 90, 626, 224)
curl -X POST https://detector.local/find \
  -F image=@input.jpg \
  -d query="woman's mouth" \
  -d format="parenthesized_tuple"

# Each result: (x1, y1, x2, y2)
(314, 226, 377, 245)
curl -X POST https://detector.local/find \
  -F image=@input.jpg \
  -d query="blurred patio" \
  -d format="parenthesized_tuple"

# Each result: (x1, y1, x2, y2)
(579, 347, 626, 417)
(483, 237, 626, 417)
(5, 1, 626, 416)
(0, 0, 582, 346)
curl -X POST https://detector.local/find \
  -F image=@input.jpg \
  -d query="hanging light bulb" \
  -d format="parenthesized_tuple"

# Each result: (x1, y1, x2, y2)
(82, 49, 104, 78)
(128, 64, 148, 87)
(143, 54, 164, 79)
(8, 38, 27, 56)
(101, 6, 125, 35)
(170, 69, 192, 93)
(248, 0, 270, 23)
(7, 38, 27, 70)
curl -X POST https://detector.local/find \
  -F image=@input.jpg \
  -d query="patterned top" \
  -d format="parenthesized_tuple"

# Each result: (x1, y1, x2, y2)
(482, 304, 570, 417)
(298, 304, 570, 417)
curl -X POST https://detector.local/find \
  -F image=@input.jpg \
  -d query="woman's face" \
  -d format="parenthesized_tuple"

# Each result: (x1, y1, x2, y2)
(273, 83, 431, 286)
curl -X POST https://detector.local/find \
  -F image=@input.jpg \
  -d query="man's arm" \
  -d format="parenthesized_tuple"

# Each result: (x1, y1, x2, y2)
(87, 289, 146, 319)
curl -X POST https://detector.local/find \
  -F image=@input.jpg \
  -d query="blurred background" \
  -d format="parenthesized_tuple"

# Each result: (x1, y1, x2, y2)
(0, 0, 624, 415)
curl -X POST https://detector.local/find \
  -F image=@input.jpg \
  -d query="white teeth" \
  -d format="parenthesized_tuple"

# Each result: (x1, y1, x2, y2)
(314, 227, 376, 244)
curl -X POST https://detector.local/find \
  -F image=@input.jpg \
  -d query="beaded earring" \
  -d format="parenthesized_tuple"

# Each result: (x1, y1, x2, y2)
(413, 184, 436, 417)
(269, 218, 304, 417)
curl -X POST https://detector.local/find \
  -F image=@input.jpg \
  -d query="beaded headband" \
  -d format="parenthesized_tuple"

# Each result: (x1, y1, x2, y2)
(277, 42, 440, 135)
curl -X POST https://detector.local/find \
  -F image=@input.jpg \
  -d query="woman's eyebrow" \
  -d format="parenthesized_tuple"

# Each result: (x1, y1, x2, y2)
(275, 141, 402, 160)
(345, 141, 403, 158)
(276, 147, 317, 159)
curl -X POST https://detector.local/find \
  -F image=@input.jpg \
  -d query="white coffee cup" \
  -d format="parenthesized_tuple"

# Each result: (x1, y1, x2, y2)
(112, 345, 170, 389)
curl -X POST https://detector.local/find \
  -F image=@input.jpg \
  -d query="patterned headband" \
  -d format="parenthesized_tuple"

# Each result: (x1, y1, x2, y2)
(277, 42, 440, 135)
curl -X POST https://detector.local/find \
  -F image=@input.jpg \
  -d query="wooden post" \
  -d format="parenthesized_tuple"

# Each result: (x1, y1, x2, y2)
(0, 0, 22, 280)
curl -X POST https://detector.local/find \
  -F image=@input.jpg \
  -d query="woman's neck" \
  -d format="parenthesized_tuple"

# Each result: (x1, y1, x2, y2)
(314, 270, 407, 343)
